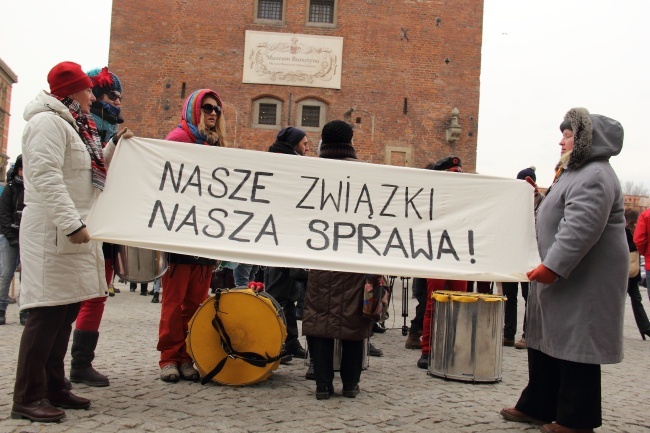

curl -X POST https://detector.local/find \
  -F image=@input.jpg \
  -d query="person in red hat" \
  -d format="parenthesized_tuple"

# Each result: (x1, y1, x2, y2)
(11, 61, 124, 422)
(416, 156, 468, 370)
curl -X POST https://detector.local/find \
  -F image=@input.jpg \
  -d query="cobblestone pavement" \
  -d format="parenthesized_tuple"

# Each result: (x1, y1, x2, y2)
(0, 279, 648, 432)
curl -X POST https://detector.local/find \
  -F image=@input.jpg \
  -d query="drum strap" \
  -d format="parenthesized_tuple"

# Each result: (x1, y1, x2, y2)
(200, 290, 282, 385)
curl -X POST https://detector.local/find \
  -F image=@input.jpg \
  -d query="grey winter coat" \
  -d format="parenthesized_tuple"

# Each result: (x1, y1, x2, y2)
(526, 108, 628, 365)
(302, 270, 372, 341)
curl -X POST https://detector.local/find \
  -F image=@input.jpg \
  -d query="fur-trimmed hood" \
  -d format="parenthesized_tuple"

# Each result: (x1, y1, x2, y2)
(564, 107, 624, 169)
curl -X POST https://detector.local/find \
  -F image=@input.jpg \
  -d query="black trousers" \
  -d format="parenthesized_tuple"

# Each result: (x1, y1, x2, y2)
(310, 337, 364, 388)
(628, 278, 650, 333)
(265, 267, 298, 345)
(502, 281, 529, 340)
(515, 348, 601, 429)
(410, 277, 427, 333)
(14, 303, 81, 403)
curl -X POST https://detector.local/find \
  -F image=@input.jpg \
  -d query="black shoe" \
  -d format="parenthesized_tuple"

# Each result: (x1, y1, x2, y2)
(286, 341, 307, 359)
(368, 342, 383, 357)
(316, 384, 334, 400)
(151, 293, 160, 303)
(305, 361, 315, 380)
(417, 354, 428, 369)
(70, 365, 110, 387)
(373, 323, 387, 333)
(342, 384, 360, 398)
(280, 351, 293, 364)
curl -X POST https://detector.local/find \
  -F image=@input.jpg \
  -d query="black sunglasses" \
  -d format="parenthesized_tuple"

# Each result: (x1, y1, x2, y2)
(201, 103, 222, 115)
(106, 91, 122, 102)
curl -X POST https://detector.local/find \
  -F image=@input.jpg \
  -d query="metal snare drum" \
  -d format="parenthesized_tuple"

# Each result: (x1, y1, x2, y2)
(428, 290, 506, 382)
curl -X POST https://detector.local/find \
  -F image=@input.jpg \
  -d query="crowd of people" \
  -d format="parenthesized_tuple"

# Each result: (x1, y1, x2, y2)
(3, 61, 647, 433)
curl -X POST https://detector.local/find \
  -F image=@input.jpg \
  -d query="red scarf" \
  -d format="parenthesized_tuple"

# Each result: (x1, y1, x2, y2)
(57, 96, 107, 190)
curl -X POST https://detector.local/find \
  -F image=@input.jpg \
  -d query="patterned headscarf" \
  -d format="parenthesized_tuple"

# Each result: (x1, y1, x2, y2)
(179, 89, 222, 144)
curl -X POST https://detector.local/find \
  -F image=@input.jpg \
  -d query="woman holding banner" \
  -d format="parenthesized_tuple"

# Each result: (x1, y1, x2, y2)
(157, 89, 225, 382)
(501, 108, 627, 433)
(12, 62, 119, 422)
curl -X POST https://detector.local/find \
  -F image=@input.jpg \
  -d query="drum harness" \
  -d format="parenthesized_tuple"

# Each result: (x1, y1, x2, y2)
(200, 289, 283, 385)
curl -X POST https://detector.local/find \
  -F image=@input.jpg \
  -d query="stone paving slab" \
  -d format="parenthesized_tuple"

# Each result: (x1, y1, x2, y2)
(0, 280, 648, 432)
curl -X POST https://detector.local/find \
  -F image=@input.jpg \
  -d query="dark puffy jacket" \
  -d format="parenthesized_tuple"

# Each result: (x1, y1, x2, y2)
(0, 179, 25, 246)
(302, 270, 372, 341)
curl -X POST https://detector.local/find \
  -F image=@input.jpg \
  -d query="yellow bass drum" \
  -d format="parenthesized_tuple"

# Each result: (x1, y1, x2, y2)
(186, 288, 287, 386)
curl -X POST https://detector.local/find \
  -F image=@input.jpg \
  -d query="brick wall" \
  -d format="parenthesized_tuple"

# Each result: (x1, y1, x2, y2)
(108, 0, 483, 171)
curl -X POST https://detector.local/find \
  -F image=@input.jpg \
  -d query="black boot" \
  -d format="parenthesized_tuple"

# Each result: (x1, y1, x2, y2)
(70, 330, 110, 387)
(151, 292, 160, 303)
(0, 310, 5, 325)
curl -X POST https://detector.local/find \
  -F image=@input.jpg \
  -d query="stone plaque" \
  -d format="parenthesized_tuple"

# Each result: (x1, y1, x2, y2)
(243, 30, 343, 89)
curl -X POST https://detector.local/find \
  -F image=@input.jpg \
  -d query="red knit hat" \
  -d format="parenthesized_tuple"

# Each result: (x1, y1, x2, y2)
(47, 62, 93, 97)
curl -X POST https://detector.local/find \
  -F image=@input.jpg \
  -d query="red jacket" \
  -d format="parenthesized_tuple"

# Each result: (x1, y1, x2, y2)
(634, 208, 650, 270)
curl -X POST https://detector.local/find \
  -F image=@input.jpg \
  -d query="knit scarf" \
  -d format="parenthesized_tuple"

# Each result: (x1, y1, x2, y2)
(57, 96, 107, 190)
(90, 101, 123, 145)
(178, 120, 209, 145)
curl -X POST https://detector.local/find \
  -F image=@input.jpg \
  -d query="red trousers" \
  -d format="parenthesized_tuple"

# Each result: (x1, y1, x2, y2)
(157, 263, 211, 367)
(75, 257, 113, 331)
(421, 279, 467, 355)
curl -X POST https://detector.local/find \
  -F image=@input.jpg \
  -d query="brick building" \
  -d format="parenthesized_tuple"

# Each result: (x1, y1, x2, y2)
(109, 0, 483, 170)
(0, 58, 18, 182)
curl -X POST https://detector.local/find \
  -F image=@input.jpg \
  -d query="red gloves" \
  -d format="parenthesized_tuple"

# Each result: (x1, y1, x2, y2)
(526, 264, 557, 284)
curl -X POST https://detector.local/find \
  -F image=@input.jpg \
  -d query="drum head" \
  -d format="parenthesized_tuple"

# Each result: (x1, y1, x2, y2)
(186, 289, 287, 386)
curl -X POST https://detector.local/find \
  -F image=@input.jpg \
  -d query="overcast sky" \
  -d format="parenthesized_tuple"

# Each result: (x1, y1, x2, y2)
(1, 0, 648, 190)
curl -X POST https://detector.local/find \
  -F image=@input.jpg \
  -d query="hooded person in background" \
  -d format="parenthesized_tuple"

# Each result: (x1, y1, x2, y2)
(501, 108, 627, 433)
(66, 67, 133, 388)
(12, 61, 122, 422)
(502, 166, 541, 350)
(265, 126, 310, 363)
(0, 155, 25, 325)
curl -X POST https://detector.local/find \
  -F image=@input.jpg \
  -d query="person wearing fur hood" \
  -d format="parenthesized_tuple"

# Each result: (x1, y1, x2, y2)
(501, 108, 628, 433)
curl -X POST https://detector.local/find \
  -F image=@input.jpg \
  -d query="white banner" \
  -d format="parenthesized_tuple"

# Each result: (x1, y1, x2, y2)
(87, 137, 540, 282)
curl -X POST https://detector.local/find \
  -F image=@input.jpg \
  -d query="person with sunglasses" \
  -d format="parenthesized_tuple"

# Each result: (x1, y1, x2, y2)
(64, 67, 133, 389)
(157, 89, 225, 382)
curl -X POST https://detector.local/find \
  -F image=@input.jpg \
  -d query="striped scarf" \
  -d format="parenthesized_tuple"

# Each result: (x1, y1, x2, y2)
(57, 96, 107, 190)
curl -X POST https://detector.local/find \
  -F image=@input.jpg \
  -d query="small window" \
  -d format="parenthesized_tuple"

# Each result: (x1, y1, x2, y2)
(296, 98, 328, 131)
(252, 97, 282, 129)
(256, 0, 284, 21)
(308, 0, 335, 24)
(258, 103, 278, 125)
(301, 106, 321, 128)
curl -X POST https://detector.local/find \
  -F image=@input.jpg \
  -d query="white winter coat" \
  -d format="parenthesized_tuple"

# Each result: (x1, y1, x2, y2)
(19, 91, 116, 309)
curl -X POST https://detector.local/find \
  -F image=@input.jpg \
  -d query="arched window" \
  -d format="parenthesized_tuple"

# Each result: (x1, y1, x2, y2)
(252, 97, 283, 129)
(296, 98, 328, 131)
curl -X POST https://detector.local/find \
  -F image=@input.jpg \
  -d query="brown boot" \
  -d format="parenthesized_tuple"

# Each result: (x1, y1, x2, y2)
(11, 399, 65, 422)
(405, 330, 422, 349)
